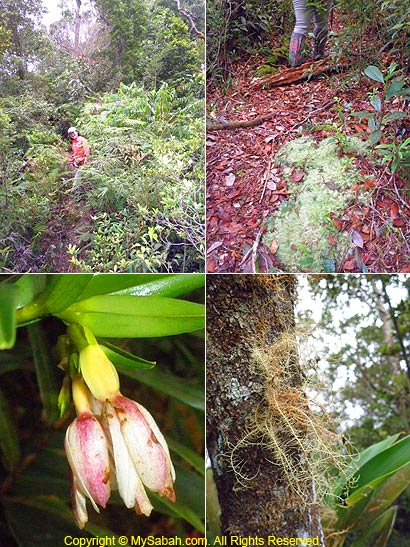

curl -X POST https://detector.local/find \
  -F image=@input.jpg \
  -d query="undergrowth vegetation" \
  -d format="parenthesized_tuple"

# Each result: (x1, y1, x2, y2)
(67, 81, 205, 272)
(0, 81, 204, 272)
(207, 0, 409, 82)
(0, 0, 205, 273)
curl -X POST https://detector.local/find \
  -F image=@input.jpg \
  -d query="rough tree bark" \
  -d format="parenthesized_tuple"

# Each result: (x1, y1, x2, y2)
(207, 274, 324, 541)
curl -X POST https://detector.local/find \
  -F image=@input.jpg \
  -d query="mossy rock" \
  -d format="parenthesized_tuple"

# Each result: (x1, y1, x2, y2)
(263, 136, 371, 272)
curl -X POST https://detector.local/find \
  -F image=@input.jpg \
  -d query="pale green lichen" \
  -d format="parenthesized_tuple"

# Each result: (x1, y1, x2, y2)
(264, 136, 370, 272)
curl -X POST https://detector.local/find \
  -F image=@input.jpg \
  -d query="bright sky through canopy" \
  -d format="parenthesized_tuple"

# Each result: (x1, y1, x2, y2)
(42, 0, 61, 25)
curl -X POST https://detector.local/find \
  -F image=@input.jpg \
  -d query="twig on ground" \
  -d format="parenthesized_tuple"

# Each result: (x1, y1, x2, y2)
(260, 159, 273, 203)
(239, 226, 264, 272)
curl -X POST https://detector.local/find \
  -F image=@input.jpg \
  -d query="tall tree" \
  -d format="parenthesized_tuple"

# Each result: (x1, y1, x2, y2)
(207, 274, 324, 540)
(94, 0, 148, 83)
(0, 0, 45, 92)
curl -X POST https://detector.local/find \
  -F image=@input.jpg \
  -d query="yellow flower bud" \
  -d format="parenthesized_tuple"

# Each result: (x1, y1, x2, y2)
(72, 376, 92, 415)
(79, 344, 120, 402)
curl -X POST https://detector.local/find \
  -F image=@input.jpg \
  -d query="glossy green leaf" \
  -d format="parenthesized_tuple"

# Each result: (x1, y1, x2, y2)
(364, 65, 385, 83)
(335, 488, 373, 537)
(40, 274, 93, 313)
(27, 323, 60, 424)
(369, 129, 383, 145)
(349, 435, 410, 494)
(356, 434, 401, 468)
(350, 506, 397, 547)
(117, 366, 204, 411)
(0, 283, 18, 349)
(57, 295, 204, 338)
(370, 95, 382, 112)
(354, 461, 410, 530)
(0, 386, 21, 472)
(351, 111, 375, 119)
(347, 461, 410, 505)
(382, 111, 407, 123)
(168, 437, 205, 476)
(15, 275, 93, 324)
(77, 274, 169, 300)
(330, 434, 401, 503)
(13, 274, 47, 308)
(112, 273, 205, 297)
(100, 340, 156, 370)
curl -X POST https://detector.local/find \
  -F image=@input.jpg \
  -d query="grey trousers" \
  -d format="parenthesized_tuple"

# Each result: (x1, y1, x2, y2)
(292, 0, 331, 36)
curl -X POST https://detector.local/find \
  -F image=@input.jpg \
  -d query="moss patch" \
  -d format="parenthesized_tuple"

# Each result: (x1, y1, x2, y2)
(263, 136, 370, 272)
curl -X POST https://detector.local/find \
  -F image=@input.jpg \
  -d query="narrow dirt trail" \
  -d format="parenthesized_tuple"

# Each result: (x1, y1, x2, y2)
(28, 173, 93, 272)
(206, 59, 410, 273)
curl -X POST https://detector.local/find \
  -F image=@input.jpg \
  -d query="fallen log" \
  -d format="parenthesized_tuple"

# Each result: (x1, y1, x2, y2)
(249, 57, 348, 89)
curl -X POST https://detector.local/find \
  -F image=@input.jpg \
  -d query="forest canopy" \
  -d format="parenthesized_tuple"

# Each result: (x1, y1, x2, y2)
(0, 0, 205, 272)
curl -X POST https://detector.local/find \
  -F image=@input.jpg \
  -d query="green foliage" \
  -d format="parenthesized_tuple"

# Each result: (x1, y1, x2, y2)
(207, 0, 293, 81)
(0, 0, 46, 91)
(63, 81, 205, 272)
(301, 276, 410, 545)
(336, 0, 410, 70)
(351, 63, 410, 176)
(141, 6, 204, 88)
(325, 435, 410, 547)
(306, 275, 410, 446)
(0, 274, 205, 544)
(0, 79, 204, 273)
(94, 0, 149, 83)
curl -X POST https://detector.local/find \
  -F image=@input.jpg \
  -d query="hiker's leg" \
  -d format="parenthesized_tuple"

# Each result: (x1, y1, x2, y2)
(72, 169, 84, 199)
(313, 0, 331, 60)
(290, 0, 311, 67)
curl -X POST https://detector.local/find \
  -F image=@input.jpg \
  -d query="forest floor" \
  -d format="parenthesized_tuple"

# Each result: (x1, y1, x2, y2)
(206, 33, 410, 273)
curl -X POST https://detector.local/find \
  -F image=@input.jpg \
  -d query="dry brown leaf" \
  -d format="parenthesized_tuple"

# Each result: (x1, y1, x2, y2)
(352, 229, 364, 248)
(225, 173, 236, 186)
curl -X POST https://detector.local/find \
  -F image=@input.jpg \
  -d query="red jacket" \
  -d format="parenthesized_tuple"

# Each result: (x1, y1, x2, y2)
(70, 136, 91, 166)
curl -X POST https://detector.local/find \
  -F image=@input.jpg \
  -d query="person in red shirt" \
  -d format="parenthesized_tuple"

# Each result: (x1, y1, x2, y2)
(68, 127, 91, 170)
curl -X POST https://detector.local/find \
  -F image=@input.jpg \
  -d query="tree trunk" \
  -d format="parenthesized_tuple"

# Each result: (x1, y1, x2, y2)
(207, 274, 325, 541)
(74, 0, 82, 56)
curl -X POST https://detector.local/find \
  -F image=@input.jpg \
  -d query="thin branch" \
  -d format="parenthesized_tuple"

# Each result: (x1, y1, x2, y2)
(173, 0, 204, 38)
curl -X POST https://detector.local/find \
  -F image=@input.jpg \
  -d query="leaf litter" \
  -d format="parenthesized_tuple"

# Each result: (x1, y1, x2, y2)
(206, 60, 410, 273)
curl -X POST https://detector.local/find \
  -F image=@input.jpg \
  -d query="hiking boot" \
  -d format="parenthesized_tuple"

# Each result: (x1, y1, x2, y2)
(313, 30, 328, 61)
(289, 32, 306, 67)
